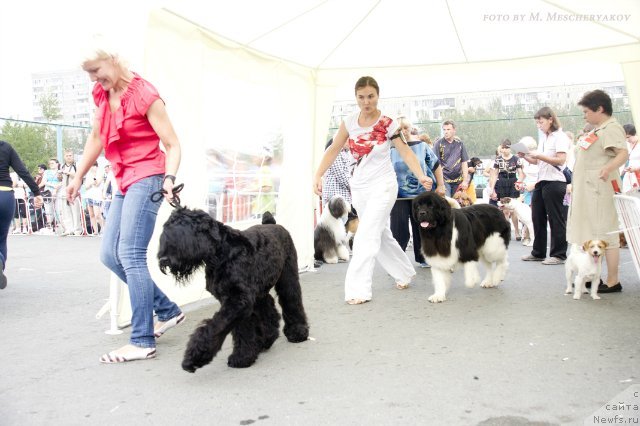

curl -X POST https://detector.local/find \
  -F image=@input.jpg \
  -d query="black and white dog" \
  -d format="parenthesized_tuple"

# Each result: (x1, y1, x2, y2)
(158, 208, 309, 372)
(412, 192, 511, 302)
(314, 195, 350, 264)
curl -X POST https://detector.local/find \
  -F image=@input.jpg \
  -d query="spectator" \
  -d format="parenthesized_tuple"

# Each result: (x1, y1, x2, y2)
(35, 164, 46, 188)
(102, 163, 117, 220)
(41, 158, 62, 233)
(621, 124, 639, 192)
(465, 157, 483, 204)
(518, 107, 571, 265)
(83, 162, 104, 235)
(488, 139, 525, 240)
(251, 156, 276, 218)
(514, 136, 539, 246)
(312, 76, 431, 305)
(321, 138, 353, 207)
(11, 173, 29, 234)
(568, 90, 628, 293)
(433, 120, 470, 196)
(1, 140, 43, 289)
(418, 133, 433, 147)
(390, 117, 444, 268)
(59, 150, 83, 235)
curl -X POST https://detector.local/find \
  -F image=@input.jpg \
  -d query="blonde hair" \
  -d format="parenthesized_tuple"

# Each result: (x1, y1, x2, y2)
(519, 136, 537, 151)
(397, 116, 412, 131)
(80, 34, 128, 69)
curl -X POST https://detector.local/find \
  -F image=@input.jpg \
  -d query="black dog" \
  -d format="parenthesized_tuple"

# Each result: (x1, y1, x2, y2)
(412, 192, 510, 303)
(158, 208, 309, 372)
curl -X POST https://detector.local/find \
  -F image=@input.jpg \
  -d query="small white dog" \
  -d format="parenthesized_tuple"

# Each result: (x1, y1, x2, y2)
(499, 196, 534, 246)
(564, 240, 608, 300)
(314, 195, 350, 264)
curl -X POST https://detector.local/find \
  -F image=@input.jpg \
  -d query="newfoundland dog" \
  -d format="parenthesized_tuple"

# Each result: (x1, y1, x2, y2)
(412, 192, 511, 302)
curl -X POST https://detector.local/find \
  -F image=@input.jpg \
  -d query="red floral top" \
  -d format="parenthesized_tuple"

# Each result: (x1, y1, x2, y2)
(348, 115, 394, 161)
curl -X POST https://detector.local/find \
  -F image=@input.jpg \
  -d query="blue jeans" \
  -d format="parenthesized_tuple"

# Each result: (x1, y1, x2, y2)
(100, 175, 181, 348)
(0, 191, 16, 268)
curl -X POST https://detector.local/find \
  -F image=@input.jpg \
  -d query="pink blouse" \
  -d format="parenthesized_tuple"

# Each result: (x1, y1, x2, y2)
(92, 73, 165, 194)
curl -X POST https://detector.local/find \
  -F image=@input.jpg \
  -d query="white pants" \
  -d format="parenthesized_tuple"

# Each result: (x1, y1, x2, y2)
(345, 180, 415, 301)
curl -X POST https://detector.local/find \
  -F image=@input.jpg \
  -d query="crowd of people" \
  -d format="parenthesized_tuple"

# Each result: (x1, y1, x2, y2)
(314, 76, 633, 304)
(8, 150, 115, 236)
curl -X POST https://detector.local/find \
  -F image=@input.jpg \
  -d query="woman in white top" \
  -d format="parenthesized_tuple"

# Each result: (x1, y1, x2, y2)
(621, 124, 640, 193)
(83, 162, 105, 235)
(518, 107, 570, 265)
(313, 76, 431, 305)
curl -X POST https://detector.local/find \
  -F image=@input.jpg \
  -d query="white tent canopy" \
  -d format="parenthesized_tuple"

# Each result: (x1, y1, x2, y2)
(147, 0, 640, 267)
(163, 0, 639, 70)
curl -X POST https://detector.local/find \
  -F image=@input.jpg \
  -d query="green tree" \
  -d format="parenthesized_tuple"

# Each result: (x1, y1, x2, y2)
(0, 120, 53, 173)
(40, 91, 62, 122)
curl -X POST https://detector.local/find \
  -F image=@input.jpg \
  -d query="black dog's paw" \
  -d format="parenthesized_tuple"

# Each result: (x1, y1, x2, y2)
(283, 324, 309, 343)
(182, 349, 214, 373)
(227, 353, 258, 368)
(182, 358, 198, 373)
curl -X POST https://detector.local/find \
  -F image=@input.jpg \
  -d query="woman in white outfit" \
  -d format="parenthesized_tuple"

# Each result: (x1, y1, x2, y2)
(313, 76, 432, 305)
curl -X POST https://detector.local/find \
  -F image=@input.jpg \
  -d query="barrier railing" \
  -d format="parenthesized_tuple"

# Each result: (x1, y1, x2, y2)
(613, 193, 640, 280)
(209, 190, 278, 223)
(11, 194, 96, 236)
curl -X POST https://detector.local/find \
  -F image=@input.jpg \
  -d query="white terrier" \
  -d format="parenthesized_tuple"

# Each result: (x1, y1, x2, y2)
(564, 240, 608, 300)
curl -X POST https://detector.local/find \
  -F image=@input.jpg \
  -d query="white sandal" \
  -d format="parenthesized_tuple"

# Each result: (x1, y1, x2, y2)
(154, 312, 186, 338)
(99, 346, 156, 364)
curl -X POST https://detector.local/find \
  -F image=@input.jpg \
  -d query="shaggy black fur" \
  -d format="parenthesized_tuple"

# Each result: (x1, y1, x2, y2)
(158, 208, 309, 372)
(412, 192, 510, 260)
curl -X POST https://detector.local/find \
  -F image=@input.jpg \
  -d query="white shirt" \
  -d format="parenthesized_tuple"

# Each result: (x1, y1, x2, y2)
(343, 111, 400, 190)
(537, 129, 570, 182)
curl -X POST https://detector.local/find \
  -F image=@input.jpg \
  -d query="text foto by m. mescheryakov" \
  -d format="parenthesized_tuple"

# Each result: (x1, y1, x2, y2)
(482, 12, 632, 22)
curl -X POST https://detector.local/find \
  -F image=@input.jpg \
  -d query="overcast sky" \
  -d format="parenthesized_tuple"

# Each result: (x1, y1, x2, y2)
(0, 0, 151, 119)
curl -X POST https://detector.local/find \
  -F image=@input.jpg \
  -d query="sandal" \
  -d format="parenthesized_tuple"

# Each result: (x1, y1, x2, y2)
(99, 345, 156, 364)
(154, 312, 186, 338)
(346, 299, 369, 305)
(395, 282, 410, 290)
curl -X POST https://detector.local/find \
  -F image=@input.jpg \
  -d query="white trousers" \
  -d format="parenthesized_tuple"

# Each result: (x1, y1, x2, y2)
(345, 180, 415, 301)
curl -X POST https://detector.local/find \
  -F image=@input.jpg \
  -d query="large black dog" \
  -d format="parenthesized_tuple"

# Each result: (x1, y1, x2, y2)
(158, 208, 309, 372)
(412, 192, 511, 303)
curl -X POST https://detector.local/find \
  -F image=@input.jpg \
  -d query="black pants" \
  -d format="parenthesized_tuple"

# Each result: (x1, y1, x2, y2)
(390, 199, 425, 263)
(530, 181, 567, 260)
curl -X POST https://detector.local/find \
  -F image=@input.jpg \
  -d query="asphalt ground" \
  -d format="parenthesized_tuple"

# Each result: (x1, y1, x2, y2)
(1, 234, 639, 425)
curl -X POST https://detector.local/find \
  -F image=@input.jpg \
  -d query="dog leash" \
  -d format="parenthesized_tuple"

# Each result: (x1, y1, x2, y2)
(151, 183, 184, 208)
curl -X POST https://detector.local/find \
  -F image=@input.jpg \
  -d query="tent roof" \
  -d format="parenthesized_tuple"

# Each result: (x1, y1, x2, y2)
(164, 0, 640, 70)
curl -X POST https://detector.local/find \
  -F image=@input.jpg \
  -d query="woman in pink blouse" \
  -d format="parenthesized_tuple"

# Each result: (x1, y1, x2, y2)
(67, 42, 184, 363)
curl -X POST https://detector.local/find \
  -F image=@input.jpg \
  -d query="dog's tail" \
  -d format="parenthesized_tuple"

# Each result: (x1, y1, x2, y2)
(262, 211, 276, 225)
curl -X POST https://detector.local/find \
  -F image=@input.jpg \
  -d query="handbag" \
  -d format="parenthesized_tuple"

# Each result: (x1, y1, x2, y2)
(554, 165, 572, 184)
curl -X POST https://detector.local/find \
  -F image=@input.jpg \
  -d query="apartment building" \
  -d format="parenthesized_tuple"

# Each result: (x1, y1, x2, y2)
(32, 69, 93, 127)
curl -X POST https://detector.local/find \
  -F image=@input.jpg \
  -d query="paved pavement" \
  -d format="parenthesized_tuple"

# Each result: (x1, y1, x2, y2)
(1, 234, 639, 425)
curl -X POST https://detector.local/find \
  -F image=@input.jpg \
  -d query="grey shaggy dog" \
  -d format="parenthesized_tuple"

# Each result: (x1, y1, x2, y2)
(157, 208, 309, 372)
